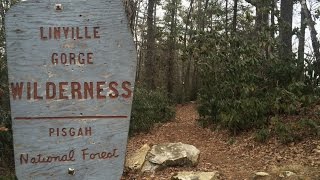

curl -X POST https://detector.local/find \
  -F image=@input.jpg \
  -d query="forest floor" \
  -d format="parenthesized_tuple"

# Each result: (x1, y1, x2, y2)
(122, 103, 320, 179)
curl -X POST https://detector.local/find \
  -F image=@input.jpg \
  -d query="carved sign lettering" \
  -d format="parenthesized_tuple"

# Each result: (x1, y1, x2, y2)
(5, 0, 136, 179)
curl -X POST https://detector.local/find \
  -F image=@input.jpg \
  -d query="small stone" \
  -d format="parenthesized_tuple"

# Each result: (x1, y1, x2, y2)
(255, 172, 270, 177)
(279, 171, 296, 177)
(254, 172, 270, 180)
(171, 171, 219, 180)
(276, 155, 282, 162)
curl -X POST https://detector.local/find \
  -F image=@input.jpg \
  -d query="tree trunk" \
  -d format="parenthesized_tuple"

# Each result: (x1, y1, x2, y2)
(245, 0, 270, 33)
(256, 0, 270, 32)
(225, 0, 228, 36)
(279, 0, 293, 62)
(270, 0, 276, 38)
(122, 0, 136, 33)
(134, 0, 141, 81)
(301, 0, 320, 81)
(202, 0, 209, 31)
(182, 0, 194, 102)
(145, 0, 156, 89)
(167, 0, 177, 98)
(298, 1, 306, 81)
(232, 0, 238, 35)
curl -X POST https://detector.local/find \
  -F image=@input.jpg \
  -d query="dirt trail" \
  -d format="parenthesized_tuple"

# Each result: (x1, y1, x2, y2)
(123, 103, 320, 179)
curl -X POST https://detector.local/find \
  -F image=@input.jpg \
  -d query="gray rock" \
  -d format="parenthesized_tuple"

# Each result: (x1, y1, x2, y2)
(149, 142, 200, 166)
(255, 172, 270, 177)
(254, 172, 270, 179)
(279, 171, 296, 177)
(171, 171, 219, 180)
(141, 160, 160, 172)
(125, 144, 150, 171)
(142, 142, 200, 172)
(314, 146, 320, 154)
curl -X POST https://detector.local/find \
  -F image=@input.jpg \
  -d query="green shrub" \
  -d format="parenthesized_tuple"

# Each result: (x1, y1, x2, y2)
(0, 175, 17, 180)
(275, 125, 293, 144)
(129, 87, 175, 135)
(271, 87, 300, 115)
(197, 32, 277, 134)
(198, 86, 270, 134)
(0, 110, 14, 174)
(219, 97, 269, 134)
(274, 121, 299, 144)
(255, 128, 270, 143)
(298, 119, 320, 136)
(196, 29, 320, 137)
(266, 117, 320, 144)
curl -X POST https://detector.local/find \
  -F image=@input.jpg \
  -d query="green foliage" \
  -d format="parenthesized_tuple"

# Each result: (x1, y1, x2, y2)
(226, 137, 236, 145)
(274, 121, 296, 144)
(255, 128, 270, 143)
(0, 110, 14, 174)
(197, 31, 274, 134)
(270, 87, 300, 115)
(264, 117, 320, 144)
(0, 7, 14, 175)
(298, 119, 320, 136)
(129, 87, 175, 135)
(196, 27, 320, 137)
(0, 176, 17, 180)
(0, 0, 20, 174)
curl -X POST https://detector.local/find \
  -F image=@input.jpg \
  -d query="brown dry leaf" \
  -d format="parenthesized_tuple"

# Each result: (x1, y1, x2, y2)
(0, 126, 8, 132)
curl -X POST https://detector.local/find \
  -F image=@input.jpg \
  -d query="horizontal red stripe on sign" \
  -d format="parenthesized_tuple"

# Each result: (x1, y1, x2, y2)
(14, 115, 128, 120)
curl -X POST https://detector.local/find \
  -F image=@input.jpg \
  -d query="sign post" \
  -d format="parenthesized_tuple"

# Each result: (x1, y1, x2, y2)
(5, 0, 136, 179)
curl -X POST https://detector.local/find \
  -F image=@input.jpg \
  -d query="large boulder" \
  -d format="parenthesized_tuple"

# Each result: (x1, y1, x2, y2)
(141, 160, 160, 173)
(125, 144, 151, 171)
(171, 171, 220, 180)
(142, 142, 200, 172)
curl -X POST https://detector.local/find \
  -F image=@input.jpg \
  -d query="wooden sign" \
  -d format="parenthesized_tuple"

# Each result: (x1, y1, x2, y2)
(5, 0, 136, 179)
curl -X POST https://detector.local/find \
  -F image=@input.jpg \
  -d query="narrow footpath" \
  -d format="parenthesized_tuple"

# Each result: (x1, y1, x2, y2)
(122, 103, 320, 179)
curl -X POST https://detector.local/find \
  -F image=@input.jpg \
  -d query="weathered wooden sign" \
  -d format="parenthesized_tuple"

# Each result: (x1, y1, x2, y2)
(5, 0, 136, 179)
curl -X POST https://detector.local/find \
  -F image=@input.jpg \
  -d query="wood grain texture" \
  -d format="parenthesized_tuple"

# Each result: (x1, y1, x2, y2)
(5, 0, 136, 179)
